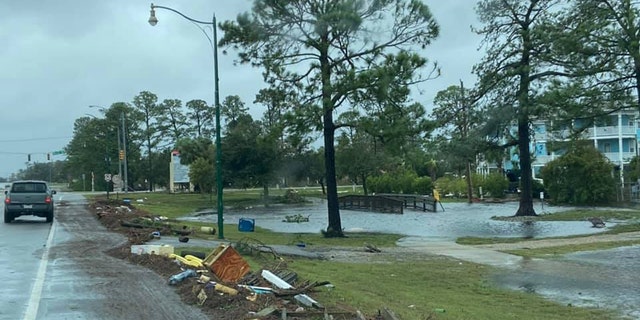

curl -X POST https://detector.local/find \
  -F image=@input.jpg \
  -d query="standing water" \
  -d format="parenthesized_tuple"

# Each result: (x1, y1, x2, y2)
(184, 200, 637, 317)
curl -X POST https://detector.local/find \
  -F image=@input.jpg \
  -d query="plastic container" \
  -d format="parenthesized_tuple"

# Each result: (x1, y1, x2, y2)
(238, 218, 255, 232)
(168, 269, 197, 285)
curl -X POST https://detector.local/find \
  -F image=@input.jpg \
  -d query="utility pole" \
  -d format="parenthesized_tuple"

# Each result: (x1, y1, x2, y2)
(117, 127, 123, 191)
(121, 112, 129, 194)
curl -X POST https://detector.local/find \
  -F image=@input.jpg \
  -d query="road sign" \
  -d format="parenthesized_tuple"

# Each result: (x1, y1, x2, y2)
(52, 150, 65, 155)
(104, 174, 112, 182)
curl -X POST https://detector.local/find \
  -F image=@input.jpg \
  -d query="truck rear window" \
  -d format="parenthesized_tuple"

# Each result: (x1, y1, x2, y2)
(11, 183, 47, 193)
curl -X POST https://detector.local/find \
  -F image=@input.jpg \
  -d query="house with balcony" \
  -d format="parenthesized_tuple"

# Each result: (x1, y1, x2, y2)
(530, 110, 639, 184)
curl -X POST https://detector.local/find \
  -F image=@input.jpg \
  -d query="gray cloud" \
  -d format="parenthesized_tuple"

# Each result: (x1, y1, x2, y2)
(0, 0, 482, 177)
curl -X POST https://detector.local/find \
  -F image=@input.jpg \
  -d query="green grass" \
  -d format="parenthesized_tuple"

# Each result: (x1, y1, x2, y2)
(92, 191, 633, 319)
(175, 246, 618, 320)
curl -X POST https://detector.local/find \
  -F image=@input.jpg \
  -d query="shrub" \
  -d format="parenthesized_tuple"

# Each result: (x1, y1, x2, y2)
(482, 173, 509, 198)
(540, 143, 615, 205)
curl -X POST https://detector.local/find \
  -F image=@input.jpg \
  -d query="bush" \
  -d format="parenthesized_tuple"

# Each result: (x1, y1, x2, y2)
(367, 171, 434, 194)
(540, 143, 616, 205)
(482, 173, 509, 198)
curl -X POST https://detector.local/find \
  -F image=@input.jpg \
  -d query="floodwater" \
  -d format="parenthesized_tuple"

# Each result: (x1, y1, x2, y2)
(184, 200, 639, 318)
(195, 200, 610, 240)
(495, 246, 640, 319)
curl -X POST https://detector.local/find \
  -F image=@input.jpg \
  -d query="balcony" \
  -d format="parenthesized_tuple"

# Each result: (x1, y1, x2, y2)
(587, 126, 637, 138)
(534, 125, 637, 141)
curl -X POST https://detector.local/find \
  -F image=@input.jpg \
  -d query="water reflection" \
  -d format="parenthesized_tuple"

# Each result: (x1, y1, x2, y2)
(189, 201, 607, 240)
(495, 246, 640, 318)
(184, 200, 636, 317)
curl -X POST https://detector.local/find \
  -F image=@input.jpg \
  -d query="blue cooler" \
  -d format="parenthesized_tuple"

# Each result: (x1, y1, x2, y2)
(238, 218, 255, 232)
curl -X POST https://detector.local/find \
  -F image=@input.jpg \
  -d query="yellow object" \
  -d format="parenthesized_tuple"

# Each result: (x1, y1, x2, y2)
(214, 283, 238, 295)
(169, 254, 203, 268)
(185, 255, 203, 264)
(433, 189, 441, 202)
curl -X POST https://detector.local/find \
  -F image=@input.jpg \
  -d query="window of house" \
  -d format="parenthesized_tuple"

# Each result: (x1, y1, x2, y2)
(604, 143, 612, 153)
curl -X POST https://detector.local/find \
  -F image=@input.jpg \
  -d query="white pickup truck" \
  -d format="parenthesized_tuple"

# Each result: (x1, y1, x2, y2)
(4, 180, 56, 223)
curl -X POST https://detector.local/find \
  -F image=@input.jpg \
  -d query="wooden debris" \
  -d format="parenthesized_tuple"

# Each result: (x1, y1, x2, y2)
(203, 245, 250, 282)
(262, 270, 323, 308)
(379, 307, 400, 320)
(364, 243, 381, 253)
(588, 217, 605, 228)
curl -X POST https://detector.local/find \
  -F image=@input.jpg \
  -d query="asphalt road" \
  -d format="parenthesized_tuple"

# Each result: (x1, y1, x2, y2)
(0, 192, 207, 320)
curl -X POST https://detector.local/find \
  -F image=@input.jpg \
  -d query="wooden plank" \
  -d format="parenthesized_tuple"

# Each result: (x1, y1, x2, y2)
(380, 307, 401, 320)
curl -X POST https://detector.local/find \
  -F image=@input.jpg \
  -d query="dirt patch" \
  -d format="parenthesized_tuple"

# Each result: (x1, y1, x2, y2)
(88, 198, 369, 319)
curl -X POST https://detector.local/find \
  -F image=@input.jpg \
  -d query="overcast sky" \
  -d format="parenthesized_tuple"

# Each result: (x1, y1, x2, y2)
(0, 0, 483, 178)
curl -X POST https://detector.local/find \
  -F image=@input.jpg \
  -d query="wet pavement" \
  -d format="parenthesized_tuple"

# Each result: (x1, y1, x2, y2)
(183, 200, 640, 318)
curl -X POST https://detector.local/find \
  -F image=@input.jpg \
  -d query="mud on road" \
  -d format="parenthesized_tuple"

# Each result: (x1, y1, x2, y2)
(54, 198, 283, 320)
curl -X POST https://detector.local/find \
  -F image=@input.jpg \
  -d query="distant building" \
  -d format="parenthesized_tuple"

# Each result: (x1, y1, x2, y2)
(169, 150, 193, 193)
(479, 110, 639, 186)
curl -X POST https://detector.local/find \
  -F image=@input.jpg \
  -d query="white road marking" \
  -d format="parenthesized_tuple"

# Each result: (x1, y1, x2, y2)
(23, 220, 57, 320)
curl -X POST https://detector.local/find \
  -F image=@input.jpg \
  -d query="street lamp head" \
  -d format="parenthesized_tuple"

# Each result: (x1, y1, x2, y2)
(148, 4, 158, 26)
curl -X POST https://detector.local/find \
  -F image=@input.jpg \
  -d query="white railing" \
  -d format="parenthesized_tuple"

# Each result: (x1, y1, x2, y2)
(588, 126, 636, 138)
(603, 152, 636, 163)
(534, 125, 637, 140)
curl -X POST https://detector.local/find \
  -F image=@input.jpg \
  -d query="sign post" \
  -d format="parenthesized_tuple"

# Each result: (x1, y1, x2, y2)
(104, 174, 112, 199)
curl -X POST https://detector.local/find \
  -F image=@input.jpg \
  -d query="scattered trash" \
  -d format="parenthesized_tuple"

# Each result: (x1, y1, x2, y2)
(364, 243, 381, 253)
(136, 199, 144, 203)
(150, 231, 161, 239)
(168, 269, 197, 285)
(178, 236, 189, 243)
(197, 289, 207, 306)
(238, 218, 255, 232)
(282, 214, 310, 223)
(169, 253, 203, 268)
(180, 250, 206, 260)
(204, 282, 239, 295)
(130, 244, 174, 256)
(588, 217, 606, 228)
(261, 269, 323, 308)
(434, 308, 446, 313)
(200, 226, 216, 234)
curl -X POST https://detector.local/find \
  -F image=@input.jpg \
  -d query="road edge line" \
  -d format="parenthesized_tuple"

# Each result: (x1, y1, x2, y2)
(23, 220, 57, 320)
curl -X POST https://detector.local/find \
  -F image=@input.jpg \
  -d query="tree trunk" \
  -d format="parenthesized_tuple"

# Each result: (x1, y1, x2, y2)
(466, 160, 473, 203)
(320, 38, 343, 237)
(263, 184, 269, 207)
(361, 173, 368, 195)
(515, 30, 537, 217)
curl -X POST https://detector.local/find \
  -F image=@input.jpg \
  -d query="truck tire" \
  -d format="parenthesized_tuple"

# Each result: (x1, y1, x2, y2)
(4, 210, 13, 223)
(45, 210, 54, 223)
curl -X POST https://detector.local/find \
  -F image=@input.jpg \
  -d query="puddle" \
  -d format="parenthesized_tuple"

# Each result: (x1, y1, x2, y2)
(494, 246, 640, 318)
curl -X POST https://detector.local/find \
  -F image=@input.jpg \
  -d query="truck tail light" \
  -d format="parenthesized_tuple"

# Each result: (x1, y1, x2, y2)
(45, 196, 52, 204)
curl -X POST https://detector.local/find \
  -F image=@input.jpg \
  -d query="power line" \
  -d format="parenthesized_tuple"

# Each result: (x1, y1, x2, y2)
(0, 136, 71, 143)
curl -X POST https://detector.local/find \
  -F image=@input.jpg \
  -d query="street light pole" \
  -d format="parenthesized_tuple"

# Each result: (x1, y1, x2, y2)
(149, 3, 224, 239)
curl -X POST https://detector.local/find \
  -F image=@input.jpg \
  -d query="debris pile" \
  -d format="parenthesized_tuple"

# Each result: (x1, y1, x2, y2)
(91, 198, 377, 319)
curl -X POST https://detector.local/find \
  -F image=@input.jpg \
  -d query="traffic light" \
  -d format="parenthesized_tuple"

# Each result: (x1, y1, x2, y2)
(47, 153, 51, 161)
(119, 150, 125, 160)
(28, 154, 31, 161)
